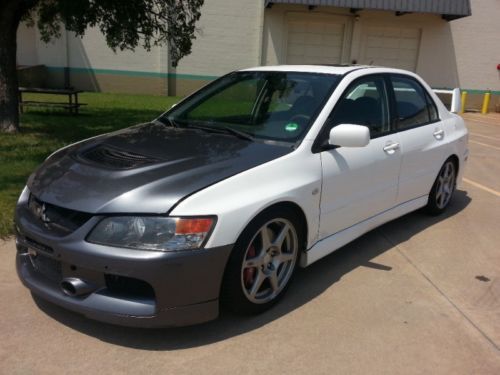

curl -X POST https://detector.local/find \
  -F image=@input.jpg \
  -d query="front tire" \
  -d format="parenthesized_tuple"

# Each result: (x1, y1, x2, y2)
(426, 159, 457, 215)
(221, 207, 303, 315)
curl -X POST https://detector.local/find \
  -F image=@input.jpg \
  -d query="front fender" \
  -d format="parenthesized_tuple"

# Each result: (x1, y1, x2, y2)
(170, 145, 322, 249)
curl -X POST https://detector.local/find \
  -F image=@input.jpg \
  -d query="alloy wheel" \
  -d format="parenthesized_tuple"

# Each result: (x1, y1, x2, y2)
(241, 218, 298, 304)
(435, 161, 456, 209)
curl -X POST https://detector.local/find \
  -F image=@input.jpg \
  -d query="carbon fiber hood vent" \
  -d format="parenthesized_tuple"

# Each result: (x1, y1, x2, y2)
(78, 145, 161, 169)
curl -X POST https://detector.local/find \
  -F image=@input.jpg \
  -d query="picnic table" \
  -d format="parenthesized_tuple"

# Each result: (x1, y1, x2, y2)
(18, 87, 86, 115)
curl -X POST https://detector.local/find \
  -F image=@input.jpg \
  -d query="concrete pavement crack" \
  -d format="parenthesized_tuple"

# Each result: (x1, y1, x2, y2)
(377, 229, 500, 353)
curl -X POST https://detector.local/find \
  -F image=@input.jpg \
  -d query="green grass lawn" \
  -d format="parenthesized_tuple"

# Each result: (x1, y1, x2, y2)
(0, 92, 179, 238)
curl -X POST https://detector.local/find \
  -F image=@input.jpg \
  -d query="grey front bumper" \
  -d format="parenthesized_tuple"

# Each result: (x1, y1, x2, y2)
(15, 199, 233, 328)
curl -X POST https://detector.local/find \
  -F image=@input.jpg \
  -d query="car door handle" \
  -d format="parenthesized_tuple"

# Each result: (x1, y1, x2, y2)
(433, 129, 445, 140)
(383, 142, 400, 154)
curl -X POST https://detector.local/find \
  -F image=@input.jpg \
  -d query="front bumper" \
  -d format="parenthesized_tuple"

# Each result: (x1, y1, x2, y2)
(15, 193, 233, 328)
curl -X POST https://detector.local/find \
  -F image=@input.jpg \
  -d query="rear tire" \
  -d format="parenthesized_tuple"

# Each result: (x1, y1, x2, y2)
(426, 159, 457, 215)
(220, 207, 303, 315)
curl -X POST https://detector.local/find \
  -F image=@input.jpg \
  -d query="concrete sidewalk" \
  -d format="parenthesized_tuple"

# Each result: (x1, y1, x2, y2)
(1, 115, 499, 374)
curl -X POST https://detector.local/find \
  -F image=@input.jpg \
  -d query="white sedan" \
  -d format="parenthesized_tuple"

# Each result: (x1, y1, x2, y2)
(16, 65, 468, 326)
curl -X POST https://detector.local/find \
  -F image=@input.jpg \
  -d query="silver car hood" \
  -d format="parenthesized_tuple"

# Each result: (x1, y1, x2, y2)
(27, 122, 292, 214)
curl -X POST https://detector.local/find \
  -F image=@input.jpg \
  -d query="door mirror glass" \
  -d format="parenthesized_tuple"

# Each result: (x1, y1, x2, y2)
(329, 124, 370, 147)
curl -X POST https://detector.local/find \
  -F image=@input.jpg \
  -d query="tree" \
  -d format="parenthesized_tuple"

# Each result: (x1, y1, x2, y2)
(0, 0, 204, 133)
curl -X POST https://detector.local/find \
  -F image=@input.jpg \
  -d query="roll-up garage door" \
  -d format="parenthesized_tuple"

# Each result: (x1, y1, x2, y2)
(360, 26, 421, 71)
(286, 16, 349, 65)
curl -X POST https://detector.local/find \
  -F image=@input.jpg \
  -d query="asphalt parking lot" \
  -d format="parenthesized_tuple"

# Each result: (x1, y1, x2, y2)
(1, 113, 499, 374)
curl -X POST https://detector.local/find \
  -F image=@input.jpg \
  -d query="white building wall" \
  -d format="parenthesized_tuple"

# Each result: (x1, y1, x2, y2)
(176, 0, 264, 77)
(15, 0, 500, 99)
(32, 29, 67, 68)
(15, 0, 264, 95)
(451, 0, 500, 91)
(30, 27, 160, 74)
(16, 23, 38, 66)
(66, 27, 161, 73)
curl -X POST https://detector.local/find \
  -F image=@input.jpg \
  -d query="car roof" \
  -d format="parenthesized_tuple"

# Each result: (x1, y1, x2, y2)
(240, 64, 375, 75)
(239, 65, 423, 78)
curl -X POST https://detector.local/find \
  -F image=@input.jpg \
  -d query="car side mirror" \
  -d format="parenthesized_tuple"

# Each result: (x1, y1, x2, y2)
(329, 124, 370, 148)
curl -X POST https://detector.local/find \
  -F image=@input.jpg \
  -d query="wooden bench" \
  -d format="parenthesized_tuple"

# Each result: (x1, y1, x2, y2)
(19, 87, 86, 115)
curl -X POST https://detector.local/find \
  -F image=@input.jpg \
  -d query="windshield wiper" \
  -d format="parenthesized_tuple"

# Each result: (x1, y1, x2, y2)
(186, 124, 254, 142)
(219, 127, 254, 142)
(185, 124, 223, 133)
(163, 117, 179, 128)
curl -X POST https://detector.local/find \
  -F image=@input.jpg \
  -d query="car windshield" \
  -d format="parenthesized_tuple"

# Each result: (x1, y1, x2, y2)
(163, 71, 340, 143)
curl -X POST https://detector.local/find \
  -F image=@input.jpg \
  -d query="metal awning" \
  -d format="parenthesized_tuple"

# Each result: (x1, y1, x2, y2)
(265, 0, 471, 20)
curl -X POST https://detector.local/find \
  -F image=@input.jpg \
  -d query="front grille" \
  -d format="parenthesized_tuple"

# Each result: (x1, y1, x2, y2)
(25, 236, 53, 254)
(28, 194, 92, 234)
(32, 254, 62, 283)
(79, 145, 161, 169)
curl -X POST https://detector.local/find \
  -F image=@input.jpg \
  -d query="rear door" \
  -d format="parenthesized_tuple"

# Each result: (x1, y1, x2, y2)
(389, 74, 446, 204)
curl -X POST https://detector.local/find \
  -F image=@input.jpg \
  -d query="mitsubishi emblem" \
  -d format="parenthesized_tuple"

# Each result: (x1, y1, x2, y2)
(39, 203, 51, 225)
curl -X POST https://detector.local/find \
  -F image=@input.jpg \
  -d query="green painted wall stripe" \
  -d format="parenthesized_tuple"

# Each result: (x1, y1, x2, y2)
(46, 66, 218, 81)
(44, 67, 500, 94)
(462, 89, 500, 96)
(433, 87, 500, 96)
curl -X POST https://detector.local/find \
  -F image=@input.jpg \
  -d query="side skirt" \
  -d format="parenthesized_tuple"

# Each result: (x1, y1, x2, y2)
(300, 195, 428, 267)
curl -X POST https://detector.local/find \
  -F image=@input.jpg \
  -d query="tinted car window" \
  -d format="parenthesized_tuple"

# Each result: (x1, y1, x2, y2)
(327, 76, 390, 138)
(166, 71, 340, 143)
(425, 91, 439, 122)
(391, 76, 437, 129)
(187, 78, 259, 119)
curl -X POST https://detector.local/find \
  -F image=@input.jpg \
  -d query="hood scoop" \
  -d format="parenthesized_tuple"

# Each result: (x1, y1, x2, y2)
(77, 145, 161, 170)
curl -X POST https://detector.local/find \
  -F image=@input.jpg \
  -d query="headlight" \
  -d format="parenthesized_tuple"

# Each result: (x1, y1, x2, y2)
(87, 216, 215, 251)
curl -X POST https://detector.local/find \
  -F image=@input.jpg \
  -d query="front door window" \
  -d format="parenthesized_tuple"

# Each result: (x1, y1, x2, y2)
(327, 76, 391, 138)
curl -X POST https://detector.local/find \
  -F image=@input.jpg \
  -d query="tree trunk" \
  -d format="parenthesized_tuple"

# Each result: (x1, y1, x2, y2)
(0, 1, 24, 133)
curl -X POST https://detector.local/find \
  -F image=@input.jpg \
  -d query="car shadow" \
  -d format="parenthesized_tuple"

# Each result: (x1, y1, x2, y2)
(33, 190, 471, 350)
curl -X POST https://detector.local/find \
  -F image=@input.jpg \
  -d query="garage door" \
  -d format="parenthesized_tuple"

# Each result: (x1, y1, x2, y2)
(286, 17, 347, 65)
(360, 26, 421, 71)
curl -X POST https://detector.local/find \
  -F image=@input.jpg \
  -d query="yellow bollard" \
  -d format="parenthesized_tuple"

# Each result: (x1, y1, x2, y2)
(460, 91, 467, 114)
(481, 91, 491, 114)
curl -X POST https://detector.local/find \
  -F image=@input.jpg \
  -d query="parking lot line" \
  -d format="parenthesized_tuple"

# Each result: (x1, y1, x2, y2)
(464, 117, 500, 127)
(463, 178, 500, 197)
(469, 132, 500, 142)
(469, 140, 500, 151)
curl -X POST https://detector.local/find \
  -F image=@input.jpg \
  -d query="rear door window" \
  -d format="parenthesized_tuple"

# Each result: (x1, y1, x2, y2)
(391, 76, 438, 130)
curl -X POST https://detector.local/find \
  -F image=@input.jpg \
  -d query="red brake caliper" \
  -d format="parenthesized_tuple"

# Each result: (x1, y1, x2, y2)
(243, 245, 256, 288)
